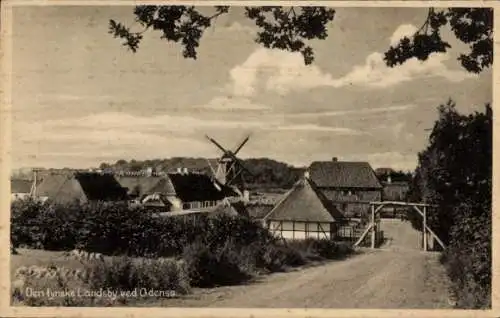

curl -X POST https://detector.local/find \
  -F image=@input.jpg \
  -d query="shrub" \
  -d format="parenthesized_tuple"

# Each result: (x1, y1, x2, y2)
(258, 243, 289, 272)
(85, 257, 190, 296)
(12, 265, 126, 306)
(182, 240, 253, 287)
(256, 242, 309, 272)
(286, 238, 353, 260)
(439, 202, 491, 309)
(11, 198, 53, 249)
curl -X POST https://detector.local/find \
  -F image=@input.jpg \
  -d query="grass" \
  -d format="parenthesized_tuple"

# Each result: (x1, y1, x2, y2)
(11, 238, 355, 307)
(11, 248, 188, 306)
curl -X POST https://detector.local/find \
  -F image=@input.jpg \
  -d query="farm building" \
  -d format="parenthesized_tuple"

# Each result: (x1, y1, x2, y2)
(245, 202, 275, 221)
(263, 176, 345, 240)
(116, 170, 237, 212)
(33, 171, 128, 204)
(308, 158, 383, 217)
(153, 199, 249, 222)
(379, 176, 411, 217)
(382, 178, 410, 201)
(10, 179, 33, 201)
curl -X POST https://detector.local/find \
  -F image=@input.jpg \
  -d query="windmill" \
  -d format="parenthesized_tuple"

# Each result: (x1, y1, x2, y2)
(30, 168, 44, 197)
(205, 134, 252, 194)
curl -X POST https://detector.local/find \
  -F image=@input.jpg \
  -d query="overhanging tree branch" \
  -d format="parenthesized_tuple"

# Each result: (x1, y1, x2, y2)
(384, 7, 493, 73)
(109, 6, 492, 73)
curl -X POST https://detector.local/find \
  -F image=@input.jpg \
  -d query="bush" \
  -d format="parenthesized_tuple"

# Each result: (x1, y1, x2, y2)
(410, 102, 492, 309)
(12, 257, 190, 306)
(11, 199, 356, 291)
(14, 270, 120, 307)
(85, 256, 190, 296)
(182, 240, 253, 287)
(11, 201, 278, 259)
(286, 238, 353, 260)
(438, 202, 491, 309)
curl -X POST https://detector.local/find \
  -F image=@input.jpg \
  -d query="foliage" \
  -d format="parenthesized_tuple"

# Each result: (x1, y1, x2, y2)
(100, 157, 305, 189)
(13, 257, 189, 306)
(109, 6, 335, 65)
(286, 238, 353, 260)
(375, 169, 412, 183)
(86, 256, 190, 296)
(10, 198, 80, 250)
(11, 199, 354, 290)
(385, 8, 492, 73)
(409, 99, 492, 308)
(182, 239, 253, 287)
(110, 6, 491, 72)
(14, 270, 118, 307)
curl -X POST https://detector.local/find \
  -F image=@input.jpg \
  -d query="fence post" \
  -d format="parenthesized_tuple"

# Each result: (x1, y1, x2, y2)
(423, 206, 427, 251)
(371, 204, 375, 249)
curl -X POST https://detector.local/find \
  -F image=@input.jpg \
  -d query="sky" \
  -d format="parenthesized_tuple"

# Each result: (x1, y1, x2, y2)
(11, 6, 492, 171)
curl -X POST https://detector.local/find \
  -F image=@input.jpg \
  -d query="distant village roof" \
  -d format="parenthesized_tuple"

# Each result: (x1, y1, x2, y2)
(167, 173, 228, 202)
(211, 201, 248, 217)
(116, 176, 176, 197)
(245, 203, 274, 220)
(116, 172, 235, 202)
(74, 173, 129, 201)
(11, 179, 33, 194)
(309, 161, 382, 189)
(375, 167, 395, 176)
(35, 172, 128, 203)
(263, 178, 345, 223)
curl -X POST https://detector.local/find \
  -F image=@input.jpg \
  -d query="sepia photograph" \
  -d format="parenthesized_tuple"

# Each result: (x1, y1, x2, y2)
(3, 1, 494, 313)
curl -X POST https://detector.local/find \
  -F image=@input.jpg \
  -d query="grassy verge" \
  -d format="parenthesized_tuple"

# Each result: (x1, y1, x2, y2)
(11, 200, 355, 306)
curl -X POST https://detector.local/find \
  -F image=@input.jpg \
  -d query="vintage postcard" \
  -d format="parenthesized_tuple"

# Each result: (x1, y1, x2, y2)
(0, 1, 497, 317)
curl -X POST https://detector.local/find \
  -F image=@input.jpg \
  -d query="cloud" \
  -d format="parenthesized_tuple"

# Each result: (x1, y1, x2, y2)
(287, 104, 417, 118)
(16, 112, 272, 136)
(227, 24, 477, 96)
(389, 24, 418, 46)
(36, 94, 117, 102)
(224, 22, 255, 33)
(268, 124, 365, 135)
(332, 24, 476, 88)
(332, 52, 475, 88)
(199, 96, 270, 110)
(228, 48, 336, 96)
(346, 151, 418, 171)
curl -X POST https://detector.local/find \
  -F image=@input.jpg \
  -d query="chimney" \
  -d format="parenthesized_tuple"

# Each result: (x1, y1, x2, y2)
(243, 190, 250, 203)
(332, 157, 338, 162)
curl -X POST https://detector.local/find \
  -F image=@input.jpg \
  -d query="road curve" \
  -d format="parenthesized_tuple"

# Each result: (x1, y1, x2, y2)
(165, 220, 453, 309)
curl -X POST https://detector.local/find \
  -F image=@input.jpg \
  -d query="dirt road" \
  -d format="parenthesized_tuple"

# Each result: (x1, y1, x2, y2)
(162, 219, 453, 308)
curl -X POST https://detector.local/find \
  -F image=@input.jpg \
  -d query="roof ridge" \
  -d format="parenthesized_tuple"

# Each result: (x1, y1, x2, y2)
(311, 160, 371, 164)
(306, 178, 344, 220)
(262, 178, 304, 221)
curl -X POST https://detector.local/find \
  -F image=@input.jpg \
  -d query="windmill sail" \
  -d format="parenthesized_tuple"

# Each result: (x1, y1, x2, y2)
(205, 135, 253, 194)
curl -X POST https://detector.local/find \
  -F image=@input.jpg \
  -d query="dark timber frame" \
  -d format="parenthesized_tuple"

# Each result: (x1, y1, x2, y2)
(353, 201, 446, 251)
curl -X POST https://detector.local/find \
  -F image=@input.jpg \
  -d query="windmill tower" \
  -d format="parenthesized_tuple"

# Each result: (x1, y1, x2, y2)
(205, 135, 252, 195)
(30, 168, 44, 197)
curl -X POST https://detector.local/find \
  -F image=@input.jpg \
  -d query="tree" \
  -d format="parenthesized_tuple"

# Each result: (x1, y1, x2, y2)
(109, 6, 492, 71)
(385, 8, 493, 74)
(99, 162, 111, 170)
(410, 99, 492, 308)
